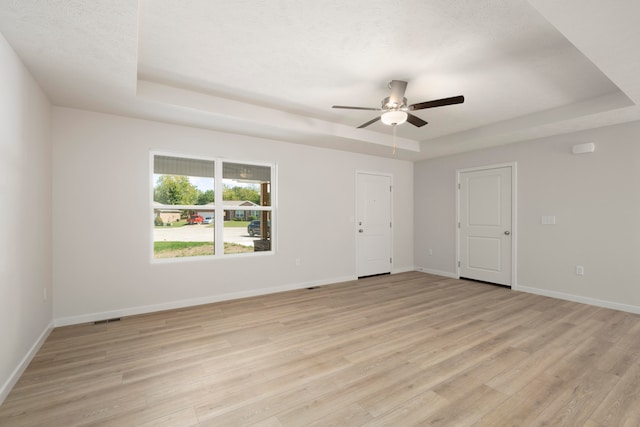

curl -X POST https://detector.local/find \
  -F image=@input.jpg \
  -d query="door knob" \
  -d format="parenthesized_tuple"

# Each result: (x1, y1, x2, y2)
(504, 231, 510, 235)
(359, 229, 364, 233)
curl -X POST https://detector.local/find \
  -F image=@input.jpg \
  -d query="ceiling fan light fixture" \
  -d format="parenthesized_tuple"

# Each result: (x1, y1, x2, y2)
(381, 110, 408, 126)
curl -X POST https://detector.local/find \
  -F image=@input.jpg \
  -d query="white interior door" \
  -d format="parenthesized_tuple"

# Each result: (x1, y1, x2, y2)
(459, 166, 512, 286)
(357, 172, 392, 277)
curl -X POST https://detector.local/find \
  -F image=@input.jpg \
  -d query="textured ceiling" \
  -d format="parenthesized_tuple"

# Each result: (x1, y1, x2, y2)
(1, 0, 639, 160)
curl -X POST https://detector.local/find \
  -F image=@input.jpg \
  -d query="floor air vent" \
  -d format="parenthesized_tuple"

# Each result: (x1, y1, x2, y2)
(94, 317, 121, 325)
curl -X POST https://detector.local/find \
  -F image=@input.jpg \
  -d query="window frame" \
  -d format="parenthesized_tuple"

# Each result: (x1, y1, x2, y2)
(150, 151, 276, 262)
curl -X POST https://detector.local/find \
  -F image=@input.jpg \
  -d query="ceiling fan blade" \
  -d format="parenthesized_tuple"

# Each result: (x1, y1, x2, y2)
(388, 80, 408, 106)
(332, 105, 381, 111)
(409, 95, 464, 111)
(406, 113, 428, 127)
(357, 116, 381, 128)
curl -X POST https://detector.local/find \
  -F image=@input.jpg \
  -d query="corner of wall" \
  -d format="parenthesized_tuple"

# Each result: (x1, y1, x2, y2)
(0, 322, 53, 405)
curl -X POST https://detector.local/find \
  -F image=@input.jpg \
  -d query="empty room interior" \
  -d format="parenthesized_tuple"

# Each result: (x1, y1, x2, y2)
(2, 1, 640, 425)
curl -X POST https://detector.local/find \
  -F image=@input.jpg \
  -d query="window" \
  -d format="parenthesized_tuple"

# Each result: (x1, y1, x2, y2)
(152, 153, 274, 260)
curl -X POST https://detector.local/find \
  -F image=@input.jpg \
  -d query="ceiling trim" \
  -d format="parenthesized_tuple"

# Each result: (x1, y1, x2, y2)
(137, 79, 421, 153)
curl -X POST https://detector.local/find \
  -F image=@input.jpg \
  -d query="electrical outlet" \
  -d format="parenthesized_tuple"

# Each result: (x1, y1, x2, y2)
(576, 265, 584, 276)
(428, 249, 433, 256)
(542, 215, 556, 225)
(295, 258, 301, 266)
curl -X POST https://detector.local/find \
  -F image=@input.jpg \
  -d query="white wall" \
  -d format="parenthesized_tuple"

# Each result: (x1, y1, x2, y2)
(415, 121, 640, 312)
(0, 34, 52, 403)
(52, 108, 414, 324)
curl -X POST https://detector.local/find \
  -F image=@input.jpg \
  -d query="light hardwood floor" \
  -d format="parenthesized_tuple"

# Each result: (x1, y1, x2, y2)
(2, 271, 640, 426)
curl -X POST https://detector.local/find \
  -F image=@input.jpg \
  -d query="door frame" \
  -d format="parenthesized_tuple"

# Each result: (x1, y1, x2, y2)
(355, 170, 394, 277)
(456, 162, 518, 288)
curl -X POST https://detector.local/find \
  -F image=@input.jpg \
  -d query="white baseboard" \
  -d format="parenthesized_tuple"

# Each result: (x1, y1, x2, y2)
(0, 321, 53, 406)
(54, 275, 358, 327)
(516, 284, 640, 315)
(392, 266, 417, 274)
(414, 267, 458, 279)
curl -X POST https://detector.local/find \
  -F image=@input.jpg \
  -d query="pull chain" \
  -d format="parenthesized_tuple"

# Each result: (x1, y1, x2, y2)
(392, 124, 397, 156)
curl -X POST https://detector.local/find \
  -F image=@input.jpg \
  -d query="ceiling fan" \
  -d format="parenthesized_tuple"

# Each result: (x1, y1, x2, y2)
(332, 80, 464, 128)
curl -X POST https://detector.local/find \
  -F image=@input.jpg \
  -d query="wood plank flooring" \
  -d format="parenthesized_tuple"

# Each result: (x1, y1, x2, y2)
(2, 271, 640, 426)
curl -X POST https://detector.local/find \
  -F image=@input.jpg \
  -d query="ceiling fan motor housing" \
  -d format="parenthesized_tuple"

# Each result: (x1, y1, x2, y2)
(382, 96, 407, 110)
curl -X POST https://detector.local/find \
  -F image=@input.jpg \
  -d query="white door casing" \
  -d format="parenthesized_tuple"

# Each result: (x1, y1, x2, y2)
(458, 165, 514, 286)
(356, 172, 392, 277)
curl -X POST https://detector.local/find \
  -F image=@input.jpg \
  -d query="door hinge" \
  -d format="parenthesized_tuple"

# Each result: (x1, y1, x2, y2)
(390, 221, 392, 228)
(458, 222, 461, 228)
(458, 260, 461, 267)
(458, 183, 461, 190)
(390, 185, 392, 192)
(390, 257, 392, 264)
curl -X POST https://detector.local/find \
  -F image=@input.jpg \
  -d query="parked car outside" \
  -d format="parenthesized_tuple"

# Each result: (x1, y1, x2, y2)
(187, 215, 204, 224)
(202, 216, 213, 224)
(248, 220, 270, 237)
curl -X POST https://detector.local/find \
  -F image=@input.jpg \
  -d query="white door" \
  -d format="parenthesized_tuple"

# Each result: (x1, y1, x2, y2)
(459, 166, 512, 286)
(357, 172, 392, 277)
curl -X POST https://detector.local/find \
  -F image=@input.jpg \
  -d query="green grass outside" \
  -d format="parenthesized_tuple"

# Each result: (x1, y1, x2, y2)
(154, 220, 188, 228)
(154, 241, 254, 257)
(224, 221, 250, 228)
(154, 241, 211, 251)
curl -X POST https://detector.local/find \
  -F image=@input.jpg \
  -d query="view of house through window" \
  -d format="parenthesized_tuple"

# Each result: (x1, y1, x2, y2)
(152, 154, 273, 259)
